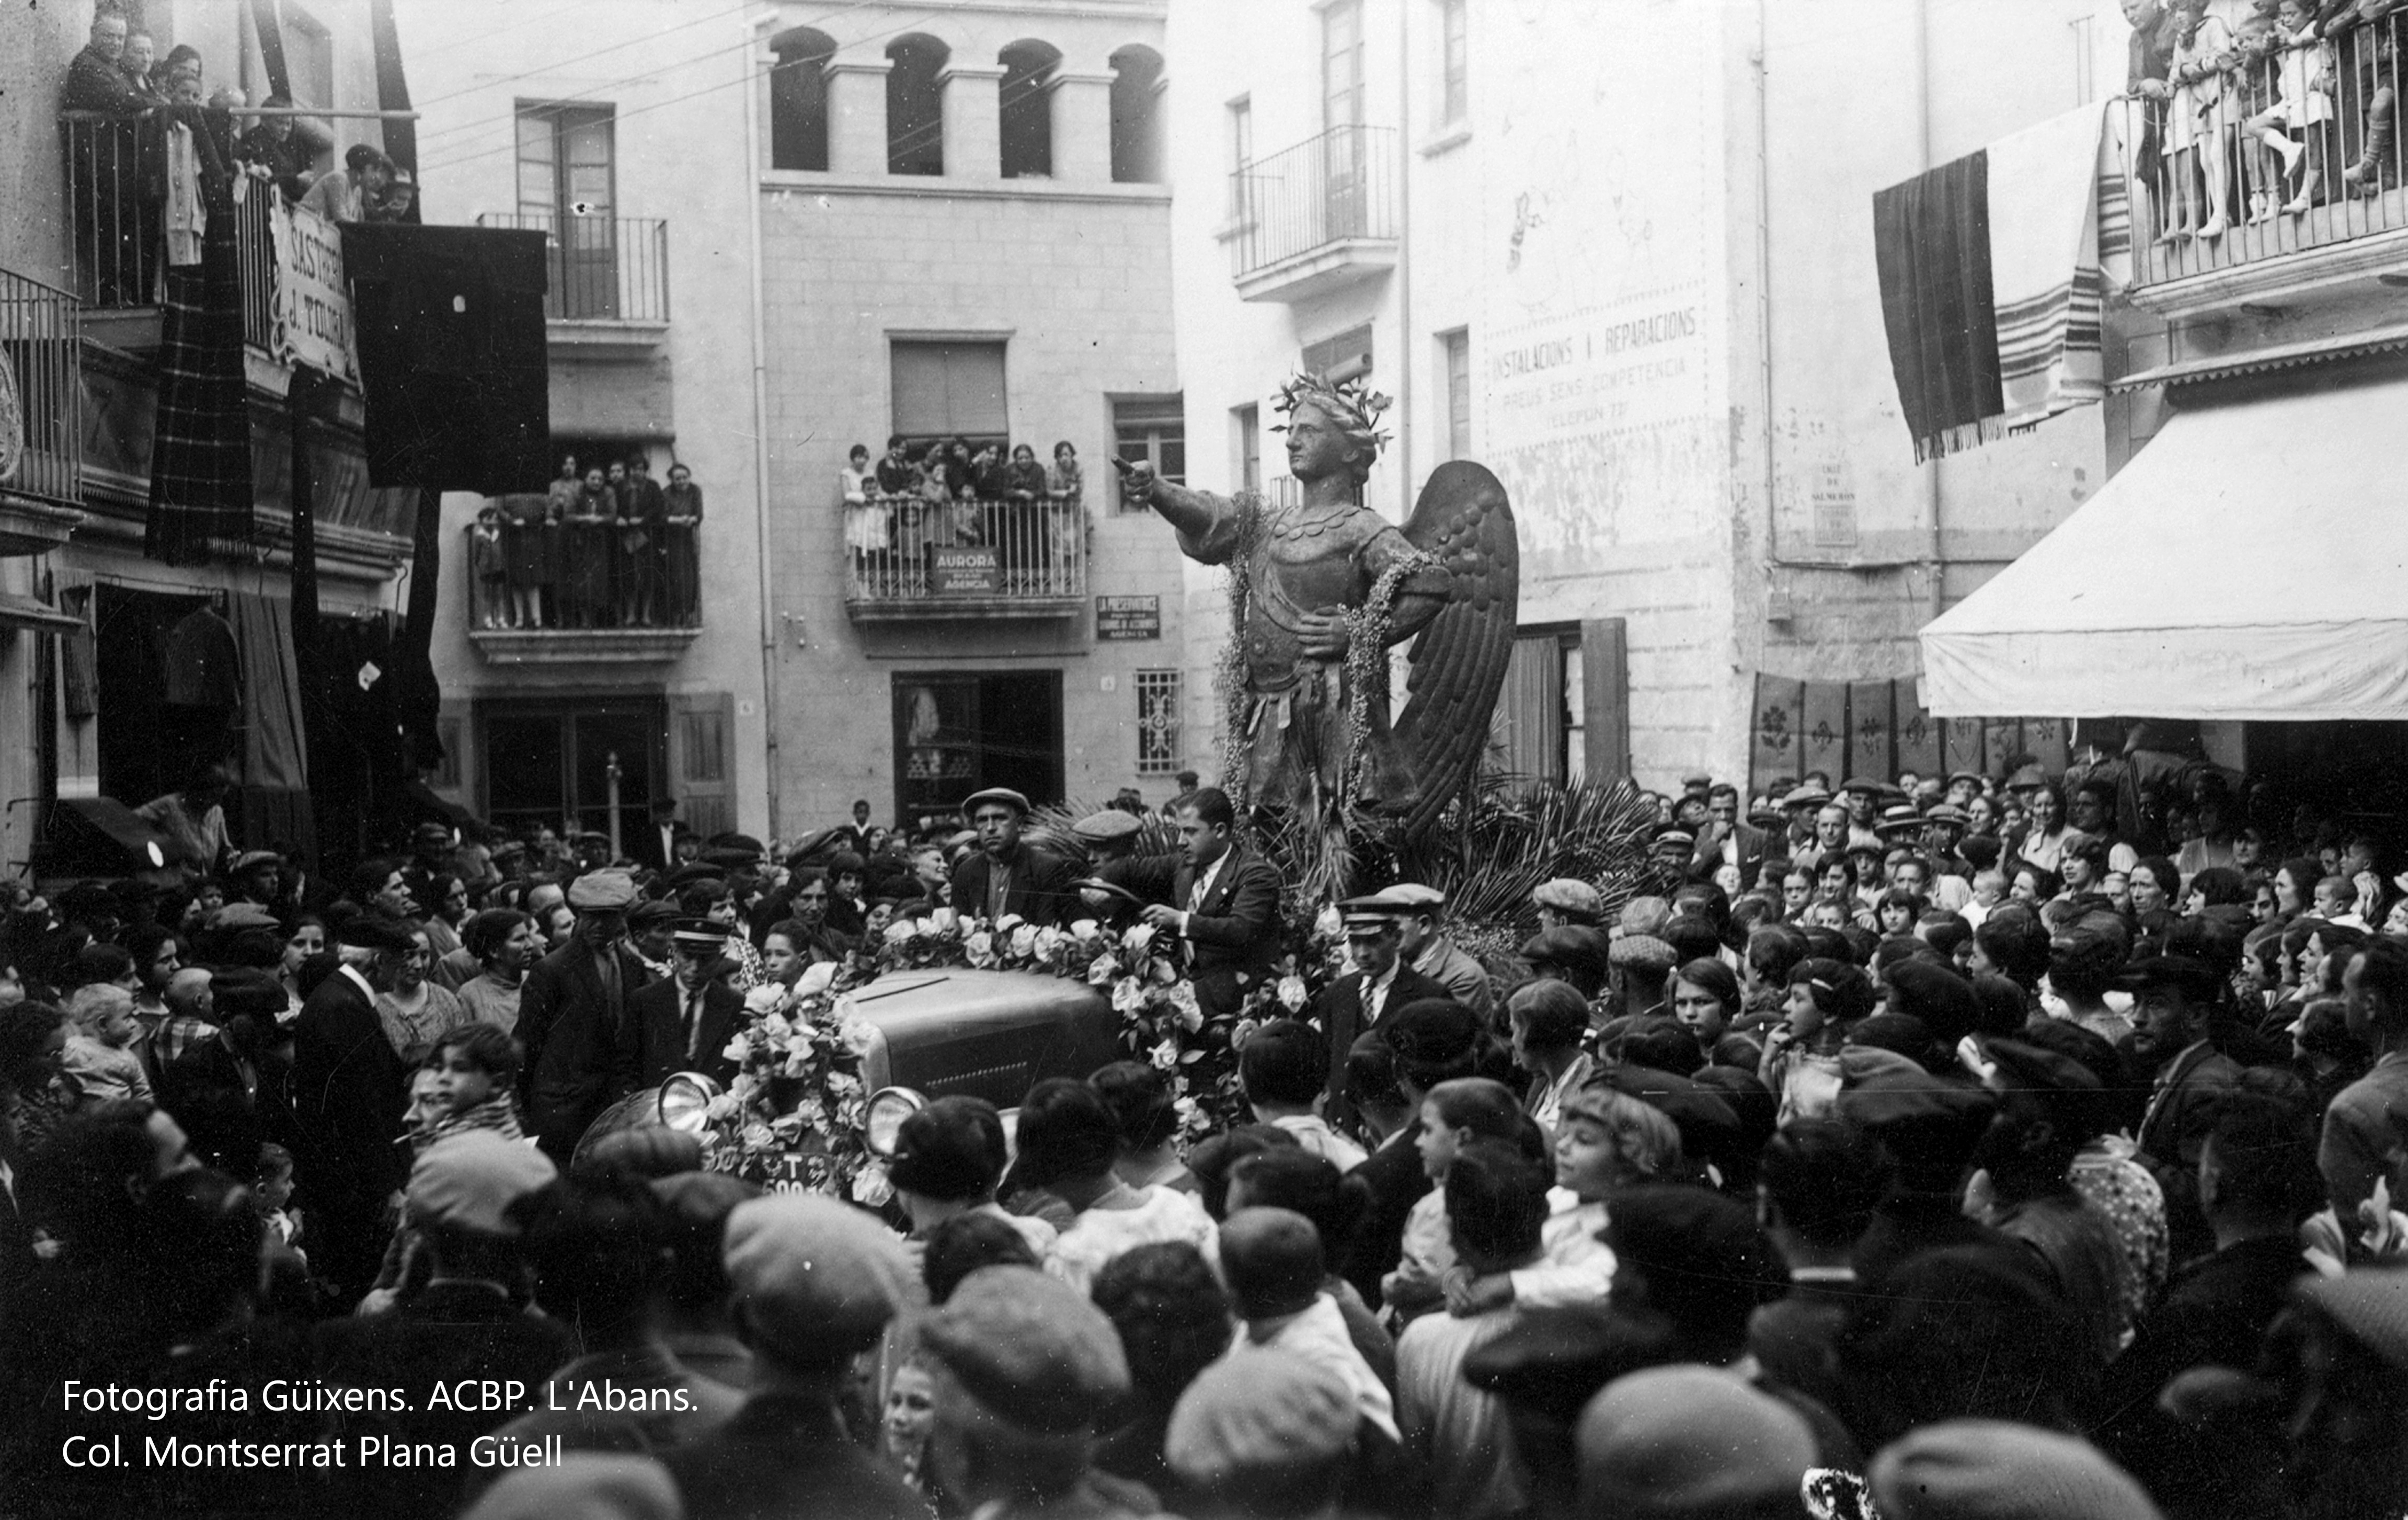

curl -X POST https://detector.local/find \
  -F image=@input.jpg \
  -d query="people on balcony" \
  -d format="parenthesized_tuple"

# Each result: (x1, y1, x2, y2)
(368, 165, 417, 223)
(235, 93, 314, 204)
(300, 143, 395, 225)
(1048, 439, 1084, 508)
(484, 454, 700, 633)
(665, 461, 704, 627)
(2161, 0, 2238, 242)
(120, 31, 167, 107)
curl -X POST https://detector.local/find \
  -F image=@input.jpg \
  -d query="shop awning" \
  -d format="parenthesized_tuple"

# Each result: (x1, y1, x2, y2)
(1919, 375, 2408, 721)
(0, 593, 83, 635)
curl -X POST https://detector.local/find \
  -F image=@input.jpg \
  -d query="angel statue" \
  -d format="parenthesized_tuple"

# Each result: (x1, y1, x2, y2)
(1116, 373, 1518, 847)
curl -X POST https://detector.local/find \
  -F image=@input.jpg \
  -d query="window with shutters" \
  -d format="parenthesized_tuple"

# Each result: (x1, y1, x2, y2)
(890, 340, 1008, 448)
(1438, 0, 1469, 128)
(1233, 404, 1262, 494)
(1136, 670, 1182, 775)
(1494, 627, 1580, 785)
(1112, 396, 1184, 512)
(1440, 328, 1471, 461)
(1302, 325, 1373, 384)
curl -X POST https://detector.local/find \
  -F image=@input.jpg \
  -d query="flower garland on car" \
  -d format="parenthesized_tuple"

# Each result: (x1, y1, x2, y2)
(700, 957, 893, 1206)
(875, 908, 1328, 1142)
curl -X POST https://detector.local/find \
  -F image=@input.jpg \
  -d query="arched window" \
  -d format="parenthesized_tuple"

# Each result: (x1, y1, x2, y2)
(998, 40, 1061, 179)
(769, 27, 835, 171)
(1108, 44, 1164, 184)
(886, 33, 948, 176)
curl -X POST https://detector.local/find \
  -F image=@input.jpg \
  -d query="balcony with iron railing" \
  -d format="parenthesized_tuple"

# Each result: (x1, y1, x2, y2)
(844, 496, 1087, 620)
(474, 212, 668, 353)
(1225, 124, 1398, 304)
(59, 112, 282, 350)
(2112, 17, 2408, 319)
(0, 265, 87, 555)
(465, 512, 703, 665)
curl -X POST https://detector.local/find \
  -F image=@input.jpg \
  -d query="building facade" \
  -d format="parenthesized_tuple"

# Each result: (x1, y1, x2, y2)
(1160, 0, 2146, 794)
(411, 0, 1185, 843)
(5, 0, 416, 881)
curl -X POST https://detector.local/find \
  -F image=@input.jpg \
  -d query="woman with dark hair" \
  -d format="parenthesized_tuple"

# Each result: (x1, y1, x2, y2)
(2010, 863, 2064, 906)
(888, 1094, 1056, 1261)
(2274, 856, 2323, 920)
(1090, 1242, 1230, 1498)
(454, 907, 538, 1033)
(1090, 1060, 1194, 1195)
(1506, 980, 1593, 1134)
(1875, 888, 1929, 937)
(1011, 1077, 1212, 1294)
(2017, 780, 2071, 876)
(2185, 865, 2248, 914)
(2128, 856, 2183, 918)
(1224, 1147, 1392, 1388)
(0, 1002, 76, 1162)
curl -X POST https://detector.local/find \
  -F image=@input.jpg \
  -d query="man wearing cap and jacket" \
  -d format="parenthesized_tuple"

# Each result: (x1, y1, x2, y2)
(1316, 900, 1451, 1114)
(621, 919, 744, 1092)
(292, 915, 417, 1305)
(518, 870, 651, 1163)
(2129, 953, 2242, 1264)
(950, 787, 1077, 926)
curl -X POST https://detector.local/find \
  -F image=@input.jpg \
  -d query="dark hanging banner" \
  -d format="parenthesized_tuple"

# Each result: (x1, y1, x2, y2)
(367, 0, 420, 215)
(249, 0, 291, 104)
(343, 224, 551, 493)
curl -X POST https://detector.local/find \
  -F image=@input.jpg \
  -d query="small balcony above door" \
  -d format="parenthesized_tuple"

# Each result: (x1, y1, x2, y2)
(1225, 125, 1398, 304)
(475, 212, 669, 357)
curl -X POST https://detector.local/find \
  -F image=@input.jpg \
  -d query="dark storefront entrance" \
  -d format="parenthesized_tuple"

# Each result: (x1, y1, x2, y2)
(892, 670, 1063, 827)
(481, 699, 666, 849)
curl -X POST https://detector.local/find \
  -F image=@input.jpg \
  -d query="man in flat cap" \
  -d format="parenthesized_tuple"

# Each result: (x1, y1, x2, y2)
(1388, 884, 1495, 1020)
(919, 1264, 1148, 1519)
(291, 913, 419, 1305)
(2126, 952, 2241, 1264)
(660, 1194, 926, 1519)
(620, 919, 744, 1092)
(519, 869, 651, 1163)
(1532, 878, 1604, 932)
(951, 787, 1077, 926)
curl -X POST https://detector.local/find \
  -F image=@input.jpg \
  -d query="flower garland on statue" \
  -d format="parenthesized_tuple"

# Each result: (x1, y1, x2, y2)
(875, 908, 1322, 1142)
(701, 958, 893, 1206)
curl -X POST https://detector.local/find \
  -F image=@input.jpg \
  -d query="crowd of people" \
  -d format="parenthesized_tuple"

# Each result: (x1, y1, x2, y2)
(2, 749, 2406, 1520)
(63, 8, 414, 308)
(472, 453, 703, 631)
(2125, 0, 2408, 240)
(842, 436, 1087, 593)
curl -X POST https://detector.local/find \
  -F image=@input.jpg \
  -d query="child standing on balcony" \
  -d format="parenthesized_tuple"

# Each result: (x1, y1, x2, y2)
(471, 504, 506, 630)
(842, 442, 888, 582)
(2161, 0, 2237, 242)
(2251, 0, 2337, 215)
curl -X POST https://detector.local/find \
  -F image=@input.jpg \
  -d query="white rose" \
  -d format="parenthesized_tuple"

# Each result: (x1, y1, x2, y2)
(1113, 976, 1146, 1013)
(1315, 902, 1345, 939)
(994, 913, 1025, 933)
(1278, 975, 1309, 1012)
(743, 985, 786, 1016)
(883, 918, 919, 944)
(1035, 926, 1065, 961)
(719, 1034, 752, 1065)
(1010, 924, 1039, 959)
(795, 962, 838, 999)
(839, 1018, 879, 1055)
(1070, 919, 1102, 941)
(1150, 1038, 1179, 1071)
(931, 907, 958, 932)
(761, 1012, 793, 1040)
(1122, 923, 1156, 957)
(852, 1160, 895, 1208)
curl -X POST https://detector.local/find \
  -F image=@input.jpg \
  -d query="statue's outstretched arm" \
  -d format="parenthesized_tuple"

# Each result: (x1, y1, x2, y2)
(1116, 458, 1241, 564)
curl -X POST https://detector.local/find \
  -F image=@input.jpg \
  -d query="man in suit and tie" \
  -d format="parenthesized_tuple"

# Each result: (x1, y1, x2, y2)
(517, 868, 652, 1163)
(632, 795, 688, 874)
(291, 914, 418, 1306)
(2127, 952, 2242, 1266)
(1692, 782, 1769, 890)
(1130, 787, 1283, 1020)
(622, 918, 746, 1091)
(1313, 893, 1452, 1115)
(949, 787, 1077, 925)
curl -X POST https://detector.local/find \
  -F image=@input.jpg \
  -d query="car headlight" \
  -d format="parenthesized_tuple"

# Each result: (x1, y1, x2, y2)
(865, 1086, 928, 1158)
(658, 1071, 724, 1133)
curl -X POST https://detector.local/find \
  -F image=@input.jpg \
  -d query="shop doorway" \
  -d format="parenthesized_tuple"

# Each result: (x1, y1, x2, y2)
(93, 582, 233, 809)
(892, 670, 1063, 828)
(480, 699, 665, 850)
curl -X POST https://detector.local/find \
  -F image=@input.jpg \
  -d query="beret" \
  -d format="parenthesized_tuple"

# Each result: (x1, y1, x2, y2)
(1599, 1065, 1743, 1168)
(1523, 926, 1610, 973)
(1841, 776, 1883, 794)
(413, 821, 455, 842)
(1782, 786, 1832, 809)
(626, 899, 679, 929)
(206, 966, 291, 1021)
(1533, 878, 1604, 920)
(1870, 1420, 2161, 1520)
(961, 787, 1032, 817)
(723, 1193, 912, 1368)
(335, 916, 418, 953)
(1070, 809, 1142, 843)
(1463, 1306, 1682, 1425)
(919, 1264, 1130, 1433)
(1165, 1347, 1358, 1487)
(1838, 1069, 1998, 1141)
(566, 870, 638, 911)
(1578, 1366, 1816, 1519)
(1883, 959, 1983, 1047)
(1379, 999, 1483, 1066)
(1606, 933, 1677, 973)
(699, 849, 760, 872)
(206, 901, 281, 931)
(1381, 883, 1446, 908)
(407, 1131, 556, 1235)
(2115, 952, 2221, 1001)
(706, 833, 767, 858)
(647, 1169, 761, 1230)
(1617, 896, 1672, 938)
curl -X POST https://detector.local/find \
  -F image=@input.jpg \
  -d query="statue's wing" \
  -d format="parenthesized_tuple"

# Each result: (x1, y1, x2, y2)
(1394, 461, 1520, 838)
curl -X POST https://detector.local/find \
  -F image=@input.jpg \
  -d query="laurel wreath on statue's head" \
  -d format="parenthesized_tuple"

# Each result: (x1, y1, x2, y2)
(1271, 372, 1392, 463)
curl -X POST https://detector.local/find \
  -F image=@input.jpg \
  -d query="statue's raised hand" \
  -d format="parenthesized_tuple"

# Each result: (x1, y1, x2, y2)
(1111, 454, 1156, 500)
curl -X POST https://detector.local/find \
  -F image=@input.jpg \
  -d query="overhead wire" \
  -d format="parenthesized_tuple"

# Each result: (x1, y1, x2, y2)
(415, 6, 958, 178)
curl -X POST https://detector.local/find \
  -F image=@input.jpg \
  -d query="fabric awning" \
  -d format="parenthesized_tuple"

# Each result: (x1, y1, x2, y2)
(0, 593, 84, 634)
(1919, 376, 2408, 721)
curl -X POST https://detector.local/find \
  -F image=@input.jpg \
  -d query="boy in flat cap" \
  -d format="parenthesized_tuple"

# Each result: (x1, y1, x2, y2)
(618, 918, 744, 1091)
